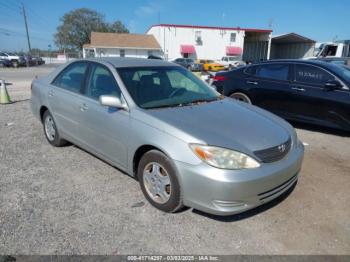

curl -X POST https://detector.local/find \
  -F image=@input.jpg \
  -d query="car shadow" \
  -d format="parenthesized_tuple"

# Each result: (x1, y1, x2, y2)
(192, 181, 297, 222)
(289, 121, 350, 137)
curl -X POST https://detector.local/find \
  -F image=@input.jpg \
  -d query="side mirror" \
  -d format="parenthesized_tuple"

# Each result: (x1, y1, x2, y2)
(99, 95, 128, 110)
(324, 80, 342, 91)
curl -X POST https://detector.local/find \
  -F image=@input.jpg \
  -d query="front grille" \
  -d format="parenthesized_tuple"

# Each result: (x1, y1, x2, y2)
(254, 138, 291, 163)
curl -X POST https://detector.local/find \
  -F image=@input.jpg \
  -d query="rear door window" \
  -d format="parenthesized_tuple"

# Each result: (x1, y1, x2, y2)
(52, 62, 88, 93)
(295, 64, 334, 85)
(255, 64, 290, 81)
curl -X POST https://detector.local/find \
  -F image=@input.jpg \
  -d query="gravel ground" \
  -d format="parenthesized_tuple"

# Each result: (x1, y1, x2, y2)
(0, 66, 349, 255)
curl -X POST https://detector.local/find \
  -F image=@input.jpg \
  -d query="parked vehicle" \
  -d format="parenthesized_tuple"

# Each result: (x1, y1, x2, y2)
(23, 55, 36, 66)
(212, 60, 350, 131)
(35, 56, 45, 65)
(197, 59, 225, 72)
(217, 56, 246, 69)
(310, 57, 350, 67)
(0, 58, 12, 67)
(173, 58, 203, 71)
(308, 40, 350, 59)
(0, 52, 26, 67)
(31, 57, 304, 216)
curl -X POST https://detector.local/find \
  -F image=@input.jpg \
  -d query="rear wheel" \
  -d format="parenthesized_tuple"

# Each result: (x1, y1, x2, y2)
(138, 150, 183, 213)
(42, 110, 67, 147)
(230, 92, 252, 104)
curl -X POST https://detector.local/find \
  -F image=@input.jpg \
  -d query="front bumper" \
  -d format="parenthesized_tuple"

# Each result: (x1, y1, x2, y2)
(174, 141, 304, 216)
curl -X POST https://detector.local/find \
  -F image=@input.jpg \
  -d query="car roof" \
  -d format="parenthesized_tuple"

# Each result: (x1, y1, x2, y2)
(83, 57, 179, 68)
(254, 59, 342, 69)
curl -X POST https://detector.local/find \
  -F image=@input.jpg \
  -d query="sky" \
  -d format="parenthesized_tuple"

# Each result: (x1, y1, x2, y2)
(0, 0, 349, 52)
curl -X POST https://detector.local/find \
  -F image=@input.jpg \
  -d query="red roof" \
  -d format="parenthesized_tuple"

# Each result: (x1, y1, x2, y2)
(147, 24, 272, 33)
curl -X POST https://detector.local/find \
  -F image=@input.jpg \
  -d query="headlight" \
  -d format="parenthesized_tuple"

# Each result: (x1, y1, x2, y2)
(190, 144, 260, 169)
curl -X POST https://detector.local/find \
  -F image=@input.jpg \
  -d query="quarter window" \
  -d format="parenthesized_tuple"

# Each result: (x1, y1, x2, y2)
(255, 64, 289, 81)
(295, 64, 334, 85)
(52, 62, 88, 93)
(85, 64, 121, 100)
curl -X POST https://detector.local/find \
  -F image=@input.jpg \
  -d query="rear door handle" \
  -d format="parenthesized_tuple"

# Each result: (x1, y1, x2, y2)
(48, 90, 54, 97)
(291, 87, 305, 92)
(80, 103, 88, 111)
(247, 80, 258, 85)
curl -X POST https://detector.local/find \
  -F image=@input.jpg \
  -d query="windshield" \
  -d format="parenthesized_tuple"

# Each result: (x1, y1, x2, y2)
(118, 66, 221, 109)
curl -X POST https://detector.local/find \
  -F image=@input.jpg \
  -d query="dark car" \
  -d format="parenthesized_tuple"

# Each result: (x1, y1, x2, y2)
(23, 55, 36, 66)
(0, 58, 12, 67)
(173, 58, 203, 71)
(212, 60, 350, 131)
(32, 56, 45, 65)
(310, 57, 350, 67)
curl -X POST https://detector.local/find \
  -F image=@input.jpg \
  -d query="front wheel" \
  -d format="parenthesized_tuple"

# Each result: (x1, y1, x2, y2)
(230, 92, 252, 104)
(138, 150, 183, 213)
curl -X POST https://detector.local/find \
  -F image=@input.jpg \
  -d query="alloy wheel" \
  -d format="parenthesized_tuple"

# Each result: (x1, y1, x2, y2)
(44, 115, 56, 141)
(143, 162, 171, 204)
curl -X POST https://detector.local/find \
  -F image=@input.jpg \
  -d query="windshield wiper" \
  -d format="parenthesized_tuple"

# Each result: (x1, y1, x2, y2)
(146, 103, 183, 109)
(146, 96, 224, 109)
(181, 97, 223, 106)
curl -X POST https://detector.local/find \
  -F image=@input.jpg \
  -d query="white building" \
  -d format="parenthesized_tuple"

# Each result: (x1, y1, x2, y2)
(83, 32, 163, 59)
(146, 24, 272, 62)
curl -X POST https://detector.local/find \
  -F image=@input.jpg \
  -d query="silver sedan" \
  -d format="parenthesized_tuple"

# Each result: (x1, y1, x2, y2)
(31, 58, 304, 216)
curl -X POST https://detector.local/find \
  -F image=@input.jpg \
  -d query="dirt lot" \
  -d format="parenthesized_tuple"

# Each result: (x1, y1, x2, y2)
(0, 65, 349, 255)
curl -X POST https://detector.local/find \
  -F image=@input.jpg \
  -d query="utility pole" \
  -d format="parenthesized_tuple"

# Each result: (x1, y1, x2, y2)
(21, 3, 31, 53)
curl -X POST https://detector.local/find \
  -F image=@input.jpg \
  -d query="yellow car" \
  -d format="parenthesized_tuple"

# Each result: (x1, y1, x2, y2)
(197, 59, 225, 72)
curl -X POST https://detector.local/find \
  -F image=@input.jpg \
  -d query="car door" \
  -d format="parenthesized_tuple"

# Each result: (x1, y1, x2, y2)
(292, 63, 350, 127)
(49, 61, 89, 141)
(244, 63, 297, 117)
(78, 62, 130, 169)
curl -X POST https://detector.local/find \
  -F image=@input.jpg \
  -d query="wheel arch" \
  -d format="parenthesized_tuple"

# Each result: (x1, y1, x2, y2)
(132, 144, 169, 179)
(39, 106, 49, 123)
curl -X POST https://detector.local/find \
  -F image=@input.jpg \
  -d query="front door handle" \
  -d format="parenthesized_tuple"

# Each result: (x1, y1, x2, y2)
(80, 103, 88, 111)
(291, 87, 306, 92)
(247, 80, 258, 85)
(48, 90, 54, 97)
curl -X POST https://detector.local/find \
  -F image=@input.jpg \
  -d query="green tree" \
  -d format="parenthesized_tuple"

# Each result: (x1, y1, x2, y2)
(54, 8, 129, 51)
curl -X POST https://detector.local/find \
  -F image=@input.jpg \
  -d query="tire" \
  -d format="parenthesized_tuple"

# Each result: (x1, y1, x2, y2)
(230, 92, 252, 104)
(42, 110, 67, 147)
(138, 150, 183, 213)
(12, 60, 19, 68)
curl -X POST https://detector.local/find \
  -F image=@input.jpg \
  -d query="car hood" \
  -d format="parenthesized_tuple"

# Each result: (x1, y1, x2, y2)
(143, 98, 291, 154)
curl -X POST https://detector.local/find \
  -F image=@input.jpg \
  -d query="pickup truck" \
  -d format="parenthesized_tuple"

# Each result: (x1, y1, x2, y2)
(0, 52, 26, 67)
